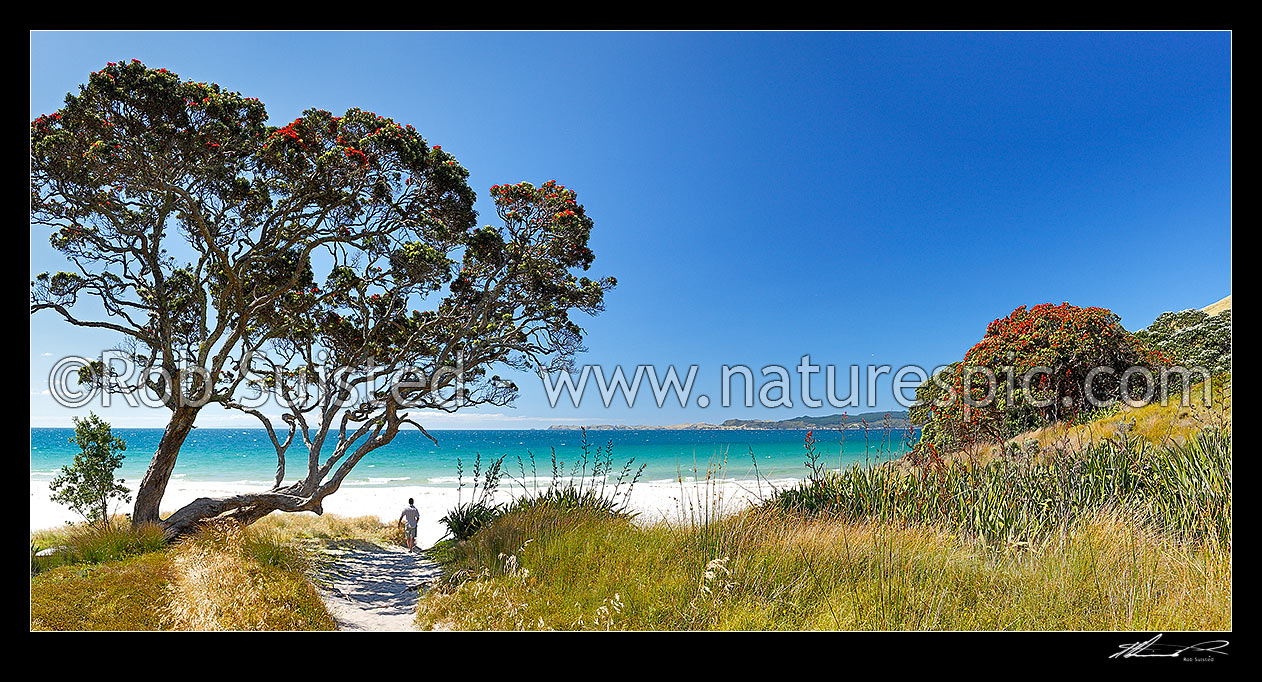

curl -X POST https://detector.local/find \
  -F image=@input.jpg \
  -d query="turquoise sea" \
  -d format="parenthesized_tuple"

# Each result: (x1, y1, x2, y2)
(30, 427, 918, 488)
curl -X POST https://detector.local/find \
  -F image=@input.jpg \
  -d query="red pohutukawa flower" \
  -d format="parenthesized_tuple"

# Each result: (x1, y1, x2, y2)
(910, 303, 1172, 455)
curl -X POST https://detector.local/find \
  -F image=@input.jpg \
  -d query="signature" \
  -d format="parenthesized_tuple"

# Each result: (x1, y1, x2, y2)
(1111, 634, 1230, 660)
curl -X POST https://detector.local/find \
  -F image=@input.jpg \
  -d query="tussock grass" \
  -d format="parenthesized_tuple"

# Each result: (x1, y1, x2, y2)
(31, 518, 336, 631)
(779, 429, 1231, 548)
(439, 432, 646, 541)
(163, 520, 336, 631)
(253, 511, 404, 545)
(505, 435, 644, 519)
(30, 518, 166, 574)
(417, 506, 1230, 631)
(418, 426, 1231, 631)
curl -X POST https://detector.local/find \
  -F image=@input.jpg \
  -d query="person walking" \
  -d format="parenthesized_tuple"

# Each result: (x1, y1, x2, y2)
(399, 498, 421, 551)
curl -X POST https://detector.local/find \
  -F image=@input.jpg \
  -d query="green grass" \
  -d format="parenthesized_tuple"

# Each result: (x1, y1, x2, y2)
(31, 552, 174, 630)
(775, 429, 1231, 548)
(31, 518, 337, 631)
(164, 520, 335, 630)
(31, 518, 167, 573)
(417, 505, 1230, 631)
(417, 428, 1231, 631)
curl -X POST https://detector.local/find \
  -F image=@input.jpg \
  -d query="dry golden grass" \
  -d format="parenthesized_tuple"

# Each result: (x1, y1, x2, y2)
(253, 510, 405, 545)
(917, 375, 1231, 469)
(31, 518, 338, 631)
(1201, 294, 1231, 316)
(417, 506, 1231, 631)
(163, 520, 336, 631)
(31, 552, 174, 630)
(1009, 510, 1233, 631)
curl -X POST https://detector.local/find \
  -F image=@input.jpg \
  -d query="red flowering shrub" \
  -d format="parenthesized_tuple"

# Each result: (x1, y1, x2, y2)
(910, 303, 1171, 453)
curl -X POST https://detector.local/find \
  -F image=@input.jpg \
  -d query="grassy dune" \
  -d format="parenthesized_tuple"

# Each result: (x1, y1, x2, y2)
(31, 387, 1231, 631)
(1202, 295, 1232, 316)
(417, 506, 1229, 631)
(162, 521, 336, 630)
(252, 510, 405, 545)
(30, 552, 174, 630)
(783, 430, 1231, 548)
(30, 519, 346, 631)
(417, 423, 1231, 631)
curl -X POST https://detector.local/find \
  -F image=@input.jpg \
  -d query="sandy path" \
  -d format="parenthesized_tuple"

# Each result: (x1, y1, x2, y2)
(312, 539, 442, 631)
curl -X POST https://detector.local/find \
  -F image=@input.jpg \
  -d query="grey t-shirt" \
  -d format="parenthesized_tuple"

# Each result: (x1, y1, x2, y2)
(401, 505, 420, 528)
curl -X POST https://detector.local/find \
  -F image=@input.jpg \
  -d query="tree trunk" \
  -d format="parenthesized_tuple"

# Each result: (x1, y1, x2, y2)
(151, 416, 398, 538)
(159, 488, 323, 538)
(132, 406, 199, 526)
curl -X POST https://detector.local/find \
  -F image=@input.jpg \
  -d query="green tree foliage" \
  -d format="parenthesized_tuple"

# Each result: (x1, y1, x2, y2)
(910, 303, 1169, 454)
(32, 61, 615, 532)
(1135, 308, 1231, 375)
(49, 413, 130, 525)
(31, 60, 479, 412)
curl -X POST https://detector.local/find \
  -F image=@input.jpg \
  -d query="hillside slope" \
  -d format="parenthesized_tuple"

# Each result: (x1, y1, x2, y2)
(1202, 295, 1232, 316)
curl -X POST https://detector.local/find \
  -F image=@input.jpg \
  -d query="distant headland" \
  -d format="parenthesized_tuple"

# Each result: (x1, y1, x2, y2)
(548, 411, 912, 431)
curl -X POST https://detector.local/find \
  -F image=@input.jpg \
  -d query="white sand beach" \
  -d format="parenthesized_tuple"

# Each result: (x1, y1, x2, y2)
(30, 476, 800, 548)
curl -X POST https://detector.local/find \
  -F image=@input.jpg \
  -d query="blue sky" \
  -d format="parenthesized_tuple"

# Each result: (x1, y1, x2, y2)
(29, 31, 1231, 428)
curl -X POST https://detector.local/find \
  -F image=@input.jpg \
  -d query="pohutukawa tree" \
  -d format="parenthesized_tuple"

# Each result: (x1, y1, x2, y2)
(909, 303, 1170, 455)
(31, 61, 615, 536)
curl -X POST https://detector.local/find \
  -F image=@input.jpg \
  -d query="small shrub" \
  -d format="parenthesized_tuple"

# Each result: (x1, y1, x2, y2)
(438, 451, 507, 541)
(441, 501, 504, 542)
(48, 413, 131, 525)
